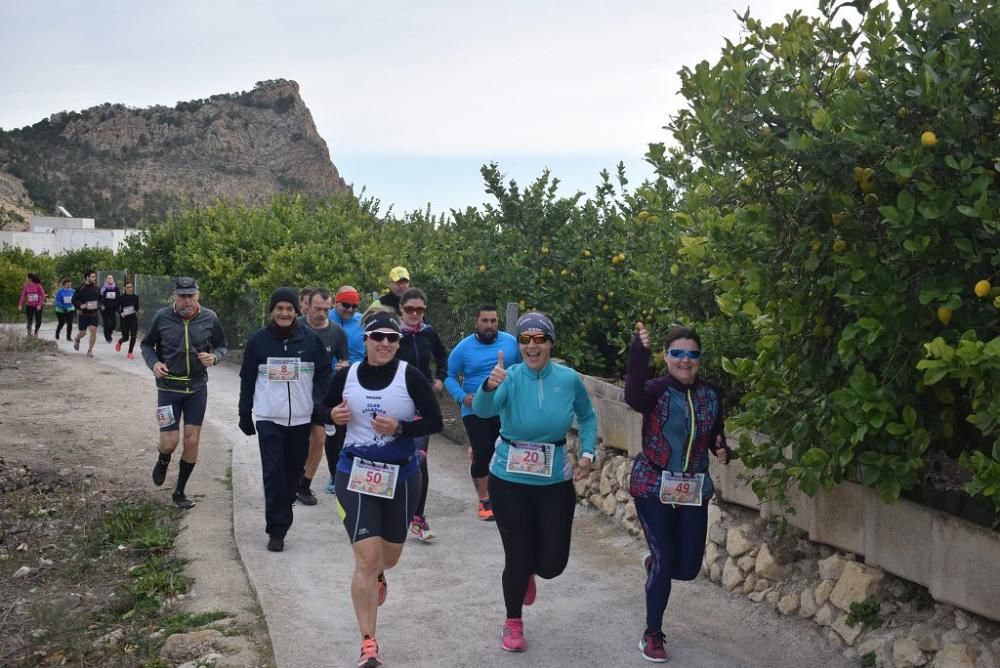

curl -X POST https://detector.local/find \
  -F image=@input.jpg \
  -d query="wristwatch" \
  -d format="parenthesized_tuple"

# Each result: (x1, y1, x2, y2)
(581, 452, 595, 464)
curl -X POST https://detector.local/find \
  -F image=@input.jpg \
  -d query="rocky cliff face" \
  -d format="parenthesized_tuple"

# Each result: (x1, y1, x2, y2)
(0, 79, 348, 227)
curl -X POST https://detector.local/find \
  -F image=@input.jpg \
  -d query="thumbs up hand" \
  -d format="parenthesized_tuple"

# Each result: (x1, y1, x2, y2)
(635, 321, 650, 350)
(486, 350, 507, 390)
(330, 398, 351, 425)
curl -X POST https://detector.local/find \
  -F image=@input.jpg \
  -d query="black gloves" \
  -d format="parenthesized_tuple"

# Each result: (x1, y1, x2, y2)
(239, 414, 256, 436)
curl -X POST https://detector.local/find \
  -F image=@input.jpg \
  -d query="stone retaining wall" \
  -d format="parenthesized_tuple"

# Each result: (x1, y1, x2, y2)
(571, 374, 1000, 625)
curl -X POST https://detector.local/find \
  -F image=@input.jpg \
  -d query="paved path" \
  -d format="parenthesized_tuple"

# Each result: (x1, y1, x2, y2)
(43, 325, 850, 668)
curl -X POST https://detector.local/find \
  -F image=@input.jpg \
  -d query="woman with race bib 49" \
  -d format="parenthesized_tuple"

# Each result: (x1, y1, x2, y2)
(625, 322, 731, 663)
(323, 310, 442, 668)
(473, 312, 596, 654)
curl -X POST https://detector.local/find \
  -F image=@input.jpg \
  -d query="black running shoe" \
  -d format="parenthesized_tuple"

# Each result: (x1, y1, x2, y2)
(267, 536, 284, 552)
(172, 491, 195, 509)
(152, 457, 168, 487)
(296, 488, 318, 506)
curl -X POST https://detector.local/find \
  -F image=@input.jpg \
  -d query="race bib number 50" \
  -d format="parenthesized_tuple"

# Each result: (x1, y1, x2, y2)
(348, 458, 399, 499)
(659, 472, 705, 506)
(506, 441, 555, 477)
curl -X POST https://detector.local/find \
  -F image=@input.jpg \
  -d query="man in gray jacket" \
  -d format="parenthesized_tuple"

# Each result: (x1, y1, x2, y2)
(141, 277, 228, 509)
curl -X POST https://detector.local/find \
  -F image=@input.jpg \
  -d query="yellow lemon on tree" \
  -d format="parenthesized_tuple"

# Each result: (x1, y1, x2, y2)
(638, 211, 651, 221)
(921, 131, 938, 148)
(582, 249, 591, 257)
(852, 166, 866, 182)
(855, 68, 870, 84)
(974, 279, 992, 298)
(833, 239, 848, 254)
(670, 263, 680, 276)
(479, 264, 486, 272)
(602, 304, 609, 311)
(810, 240, 822, 253)
(937, 306, 953, 325)
(541, 246, 549, 254)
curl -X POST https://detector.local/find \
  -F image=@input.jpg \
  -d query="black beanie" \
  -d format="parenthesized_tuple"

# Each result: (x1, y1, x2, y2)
(269, 287, 300, 314)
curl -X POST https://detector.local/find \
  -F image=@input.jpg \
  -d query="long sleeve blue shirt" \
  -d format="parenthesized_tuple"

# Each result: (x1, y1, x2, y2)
(445, 332, 521, 417)
(329, 309, 364, 363)
(473, 360, 597, 486)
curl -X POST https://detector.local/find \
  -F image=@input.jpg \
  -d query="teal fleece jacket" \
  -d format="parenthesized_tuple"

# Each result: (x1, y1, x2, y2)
(473, 360, 597, 485)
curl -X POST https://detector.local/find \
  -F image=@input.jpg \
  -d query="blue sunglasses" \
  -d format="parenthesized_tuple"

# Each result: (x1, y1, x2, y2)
(667, 349, 702, 360)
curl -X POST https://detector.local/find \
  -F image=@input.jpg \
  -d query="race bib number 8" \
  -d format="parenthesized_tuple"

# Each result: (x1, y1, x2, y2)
(156, 405, 176, 429)
(267, 357, 300, 382)
(659, 472, 704, 506)
(348, 458, 399, 499)
(506, 441, 555, 477)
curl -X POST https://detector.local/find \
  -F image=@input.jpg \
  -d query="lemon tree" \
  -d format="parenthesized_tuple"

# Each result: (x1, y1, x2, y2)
(647, 0, 1000, 512)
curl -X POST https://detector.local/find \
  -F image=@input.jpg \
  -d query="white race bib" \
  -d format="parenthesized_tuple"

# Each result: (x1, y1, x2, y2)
(63, 295, 73, 304)
(105, 291, 116, 300)
(659, 472, 704, 506)
(505, 441, 555, 477)
(266, 357, 300, 382)
(85, 300, 98, 310)
(27, 294, 39, 303)
(156, 405, 176, 429)
(347, 458, 399, 499)
(121, 305, 135, 316)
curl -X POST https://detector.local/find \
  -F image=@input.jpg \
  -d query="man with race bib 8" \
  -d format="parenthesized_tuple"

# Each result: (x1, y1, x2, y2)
(625, 322, 732, 663)
(322, 310, 442, 668)
(473, 312, 597, 654)
(238, 287, 332, 552)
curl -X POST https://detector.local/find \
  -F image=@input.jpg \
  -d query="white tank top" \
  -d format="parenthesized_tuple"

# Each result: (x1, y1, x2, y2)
(343, 361, 416, 448)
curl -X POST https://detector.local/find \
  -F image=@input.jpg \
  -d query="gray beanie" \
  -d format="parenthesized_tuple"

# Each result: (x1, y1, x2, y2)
(516, 312, 555, 341)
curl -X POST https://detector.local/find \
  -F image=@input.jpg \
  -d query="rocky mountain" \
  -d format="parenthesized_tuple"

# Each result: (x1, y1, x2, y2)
(0, 79, 348, 228)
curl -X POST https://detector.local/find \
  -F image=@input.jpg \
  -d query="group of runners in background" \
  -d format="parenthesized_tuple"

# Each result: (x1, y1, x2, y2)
(17, 269, 141, 358)
(15, 264, 733, 666)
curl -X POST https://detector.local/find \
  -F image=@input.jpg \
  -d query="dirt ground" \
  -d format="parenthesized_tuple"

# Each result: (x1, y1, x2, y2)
(0, 332, 273, 667)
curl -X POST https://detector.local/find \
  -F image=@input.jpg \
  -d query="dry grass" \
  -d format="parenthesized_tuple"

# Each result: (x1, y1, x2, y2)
(0, 329, 58, 354)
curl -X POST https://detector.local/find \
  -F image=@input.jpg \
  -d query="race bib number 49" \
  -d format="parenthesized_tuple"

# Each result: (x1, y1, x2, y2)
(659, 472, 704, 506)
(347, 458, 399, 499)
(267, 357, 300, 382)
(506, 441, 555, 477)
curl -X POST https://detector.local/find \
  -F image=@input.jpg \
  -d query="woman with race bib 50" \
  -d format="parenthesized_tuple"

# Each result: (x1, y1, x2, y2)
(323, 310, 442, 668)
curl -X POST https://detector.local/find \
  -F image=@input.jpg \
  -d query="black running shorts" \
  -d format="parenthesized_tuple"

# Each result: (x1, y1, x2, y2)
(334, 469, 422, 544)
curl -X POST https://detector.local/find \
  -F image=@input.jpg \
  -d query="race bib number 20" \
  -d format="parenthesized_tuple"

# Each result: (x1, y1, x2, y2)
(506, 441, 555, 477)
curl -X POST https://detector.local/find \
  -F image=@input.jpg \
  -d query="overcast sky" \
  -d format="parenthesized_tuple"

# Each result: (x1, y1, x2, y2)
(1, 0, 818, 215)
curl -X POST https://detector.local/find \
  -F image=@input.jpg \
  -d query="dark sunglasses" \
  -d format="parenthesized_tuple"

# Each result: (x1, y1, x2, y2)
(667, 349, 702, 360)
(518, 333, 550, 345)
(339, 302, 359, 310)
(366, 332, 400, 343)
(403, 305, 426, 315)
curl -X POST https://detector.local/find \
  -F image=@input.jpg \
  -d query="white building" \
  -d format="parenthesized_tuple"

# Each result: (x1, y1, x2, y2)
(0, 216, 136, 254)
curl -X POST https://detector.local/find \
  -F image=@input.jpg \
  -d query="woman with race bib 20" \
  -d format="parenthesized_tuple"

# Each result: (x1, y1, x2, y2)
(323, 310, 442, 668)
(625, 322, 731, 663)
(473, 311, 596, 654)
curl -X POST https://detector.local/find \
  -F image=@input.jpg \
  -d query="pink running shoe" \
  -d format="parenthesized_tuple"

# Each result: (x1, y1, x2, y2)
(501, 618, 526, 652)
(523, 574, 536, 606)
(639, 630, 668, 662)
(357, 636, 383, 667)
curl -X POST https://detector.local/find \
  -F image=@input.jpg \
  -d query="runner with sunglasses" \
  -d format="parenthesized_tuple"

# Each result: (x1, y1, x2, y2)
(325, 286, 365, 494)
(473, 312, 597, 654)
(395, 287, 448, 542)
(322, 310, 442, 668)
(625, 322, 731, 662)
(446, 304, 521, 520)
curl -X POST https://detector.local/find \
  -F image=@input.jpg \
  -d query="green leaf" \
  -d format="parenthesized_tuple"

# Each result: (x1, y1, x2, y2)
(957, 205, 980, 218)
(811, 108, 831, 131)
